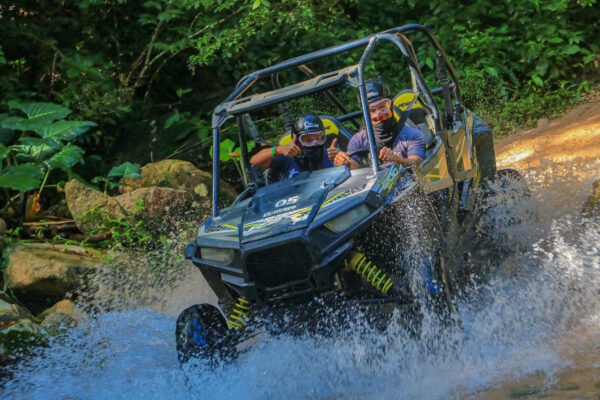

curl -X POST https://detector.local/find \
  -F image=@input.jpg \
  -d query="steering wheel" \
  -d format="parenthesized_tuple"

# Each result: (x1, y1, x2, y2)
(347, 148, 372, 168)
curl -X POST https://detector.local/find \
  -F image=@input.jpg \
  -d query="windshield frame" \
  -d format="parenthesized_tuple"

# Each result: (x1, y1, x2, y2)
(210, 24, 461, 217)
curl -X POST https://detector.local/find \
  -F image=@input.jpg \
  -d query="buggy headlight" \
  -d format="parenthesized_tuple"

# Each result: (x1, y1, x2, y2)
(200, 247, 235, 264)
(323, 205, 370, 233)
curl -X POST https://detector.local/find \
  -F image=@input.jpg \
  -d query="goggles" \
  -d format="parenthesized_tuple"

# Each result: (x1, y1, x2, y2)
(368, 98, 393, 123)
(298, 131, 326, 147)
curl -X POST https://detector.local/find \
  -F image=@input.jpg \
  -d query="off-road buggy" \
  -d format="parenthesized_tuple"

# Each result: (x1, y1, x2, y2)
(176, 24, 499, 363)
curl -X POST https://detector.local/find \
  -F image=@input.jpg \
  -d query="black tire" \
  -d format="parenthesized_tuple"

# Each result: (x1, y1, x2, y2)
(364, 189, 456, 319)
(175, 303, 232, 364)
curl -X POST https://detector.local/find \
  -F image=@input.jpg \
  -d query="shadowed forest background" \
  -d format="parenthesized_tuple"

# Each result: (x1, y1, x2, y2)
(0, 0, 599, 226)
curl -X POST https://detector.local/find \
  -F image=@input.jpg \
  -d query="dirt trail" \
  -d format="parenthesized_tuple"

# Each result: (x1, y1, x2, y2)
(477, 96, 600, 399)
(495, 95, 600, 169)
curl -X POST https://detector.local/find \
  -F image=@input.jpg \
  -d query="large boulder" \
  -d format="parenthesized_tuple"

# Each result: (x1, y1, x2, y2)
(115, 186, 193, 227)
(65, 180, 194, 234)
(5, 243, 107, 302)
(64, 180, 126, 233)
(122, 159, 238, 203)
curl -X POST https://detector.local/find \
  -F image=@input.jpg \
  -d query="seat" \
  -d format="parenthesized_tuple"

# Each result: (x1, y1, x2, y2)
(393, 90, 435, 150)
(393, 90, 428, 125)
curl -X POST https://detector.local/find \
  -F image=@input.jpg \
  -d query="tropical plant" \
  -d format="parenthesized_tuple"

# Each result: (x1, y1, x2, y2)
(92, 161, 142, 194)
(0, 101, 95, 220)
(212, 138, 256, 186)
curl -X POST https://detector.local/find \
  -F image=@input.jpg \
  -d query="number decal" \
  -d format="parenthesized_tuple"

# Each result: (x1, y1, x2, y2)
(275, 196, 299, 208)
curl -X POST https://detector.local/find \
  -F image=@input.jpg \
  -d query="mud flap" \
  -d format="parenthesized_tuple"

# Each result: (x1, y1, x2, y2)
(471, 113, 497, 181)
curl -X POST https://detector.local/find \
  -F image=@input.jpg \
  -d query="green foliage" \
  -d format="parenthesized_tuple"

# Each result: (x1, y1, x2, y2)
(0, 164, 45, 191)
(5, 101, 71, 131)
(46, 144, 85, 170)
(92, 162, 141, 194)
(0, 0, 598, 169)
(108, 162, 142, 179)
(106, 217, 151, 248)
(0, 100, 95, 221)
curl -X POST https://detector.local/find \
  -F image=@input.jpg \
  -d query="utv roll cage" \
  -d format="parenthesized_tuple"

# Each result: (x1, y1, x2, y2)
(210, 24, 462, 217)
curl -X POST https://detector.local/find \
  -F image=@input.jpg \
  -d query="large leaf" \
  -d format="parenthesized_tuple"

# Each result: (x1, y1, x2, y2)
(0, 164, 45, 191)
(12, 143, 58, 162)
(7, 101, 71, 131)
(0, 114, 16, 145)
(18, 136, 65, 150)
(46, 144, 85, 170)
(209, 138, 237, 161)
(108, 162, 141, 179)
(35, 120, 96, 142)
(0, 115, 27, 130)
(0, 144, 10, 160)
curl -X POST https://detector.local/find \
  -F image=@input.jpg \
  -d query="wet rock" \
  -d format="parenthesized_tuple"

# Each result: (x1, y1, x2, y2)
(64, 180, 126, 233)
(557, 382, 580, 391)
(115, 186, 193, 229)
(65, 179, 194, 234)
(536, 118, 550, 128)
(5, 243, 106, 302)
(0, 291, 35, 328)
(0, 291, 42, 358)
(121, 159, 237, 203)
(509, 384, 542, 398)
(39, 299, 83, 334)
(582, 179, 600, 218)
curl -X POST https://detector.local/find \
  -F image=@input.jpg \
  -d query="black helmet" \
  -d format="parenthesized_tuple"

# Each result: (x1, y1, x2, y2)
(365, 77, 391, 103)
(293, 114, 325, 136)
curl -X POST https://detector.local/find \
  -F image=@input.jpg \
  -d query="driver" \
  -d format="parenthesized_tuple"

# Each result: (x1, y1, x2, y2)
(250, 114, 333, 182)
(328, 77, 425, 169)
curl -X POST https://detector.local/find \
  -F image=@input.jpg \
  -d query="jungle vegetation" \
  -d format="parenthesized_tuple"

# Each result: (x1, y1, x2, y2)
(0, 0, 599, 222)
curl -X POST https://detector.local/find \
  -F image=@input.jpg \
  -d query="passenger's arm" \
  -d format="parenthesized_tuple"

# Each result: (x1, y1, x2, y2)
(378, 147, 422, 166)
(250, 135, 300, 170)
(333, 152, 360, 169)
(333, 134, 361, 170)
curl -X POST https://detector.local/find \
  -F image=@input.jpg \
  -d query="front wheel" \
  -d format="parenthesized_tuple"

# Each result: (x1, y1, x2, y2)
(175, 303, 232, 364)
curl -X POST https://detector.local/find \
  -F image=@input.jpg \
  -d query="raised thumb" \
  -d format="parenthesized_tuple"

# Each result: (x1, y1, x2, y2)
(292, 134, 298, 144)
(330, 138, 338, 148)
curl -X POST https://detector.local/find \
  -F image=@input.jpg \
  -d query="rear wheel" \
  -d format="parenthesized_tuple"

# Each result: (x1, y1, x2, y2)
(175, 304, 232, 364)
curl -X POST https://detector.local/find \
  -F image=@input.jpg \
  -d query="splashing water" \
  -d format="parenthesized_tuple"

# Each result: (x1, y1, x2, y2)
(3, 160, 600, 400)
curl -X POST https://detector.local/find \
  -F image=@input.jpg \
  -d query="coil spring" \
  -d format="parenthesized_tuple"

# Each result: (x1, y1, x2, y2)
(347, 251, 394, 295)
(228, 297, 251, 329)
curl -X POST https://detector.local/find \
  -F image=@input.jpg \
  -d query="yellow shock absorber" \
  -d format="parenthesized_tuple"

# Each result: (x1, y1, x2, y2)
(346, 251, 394, 295)
(228, 297, 251, 329)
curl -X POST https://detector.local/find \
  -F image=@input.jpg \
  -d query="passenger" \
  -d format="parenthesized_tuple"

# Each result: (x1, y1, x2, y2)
(327, 77, 425, 169)
(250, 114, 333, 182)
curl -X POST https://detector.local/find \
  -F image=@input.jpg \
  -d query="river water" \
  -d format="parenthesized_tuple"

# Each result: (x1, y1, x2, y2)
(3, 159, 600, 399)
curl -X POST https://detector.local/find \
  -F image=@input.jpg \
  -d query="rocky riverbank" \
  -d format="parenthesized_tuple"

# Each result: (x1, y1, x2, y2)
(0, 159, 232, 365)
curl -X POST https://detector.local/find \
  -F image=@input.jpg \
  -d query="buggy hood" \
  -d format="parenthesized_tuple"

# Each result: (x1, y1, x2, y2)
(208, 167, 351, 243)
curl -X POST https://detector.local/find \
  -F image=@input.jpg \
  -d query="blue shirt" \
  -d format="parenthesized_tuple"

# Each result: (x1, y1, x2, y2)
(270, 148, 333, 182)
(347, 125, 426, 163)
